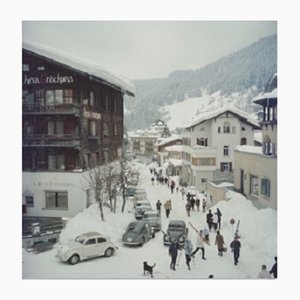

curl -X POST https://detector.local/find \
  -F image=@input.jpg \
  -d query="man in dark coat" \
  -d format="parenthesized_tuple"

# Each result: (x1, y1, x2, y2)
(206, 210, 213, 232)
(169, 241, 180, 270)
(230, 236, 241, 265)
(269, 256, 277, 278)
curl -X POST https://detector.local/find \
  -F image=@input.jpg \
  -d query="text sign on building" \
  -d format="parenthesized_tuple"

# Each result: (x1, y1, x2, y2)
(23, 73, 74, 85)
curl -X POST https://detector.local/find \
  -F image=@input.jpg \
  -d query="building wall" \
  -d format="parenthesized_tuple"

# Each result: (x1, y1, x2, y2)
(206, 182, 228, 207)
(22, 171, 91, 217)
(234, 150, 277, 209)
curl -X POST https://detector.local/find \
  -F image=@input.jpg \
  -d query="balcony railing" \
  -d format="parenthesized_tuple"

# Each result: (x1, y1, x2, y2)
(23, 134, 81, 147)
(23, 104, 80, 115)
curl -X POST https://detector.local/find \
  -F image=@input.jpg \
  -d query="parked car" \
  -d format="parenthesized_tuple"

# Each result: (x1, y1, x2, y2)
(163, 220, 188, 247)
(142, 211, 161, 231)
(124, 186, 136, 197)
(134, 205, 152, 219)
(128, 172, 139, 186)
(134, 198, 150, 208)
(134, 193, 148, 204)
(134, 188, 147, 195)
(56, 232, 118, 265)
(122, 220, 155, 246)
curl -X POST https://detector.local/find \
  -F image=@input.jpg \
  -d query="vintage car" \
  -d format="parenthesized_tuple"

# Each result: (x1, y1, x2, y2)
(134, 204, 152, 219)
(56, 232, 118, 265)
(163, 220, 188, 247)
(142, 211, 161, 231)
(124, 186, 137, 197)
(122, 220, 155, 246)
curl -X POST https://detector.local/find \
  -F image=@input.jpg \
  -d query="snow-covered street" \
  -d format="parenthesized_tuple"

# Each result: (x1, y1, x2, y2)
(22, 160, 276, 280)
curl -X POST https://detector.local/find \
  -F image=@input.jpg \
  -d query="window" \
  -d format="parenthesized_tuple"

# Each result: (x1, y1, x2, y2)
(113, 123, 118, 136)
(35, 89, 45, 106)
(261, 178, 271, 198)
(250, 175, 259, 196)
(45, 89, 64, 104)
(223, 146, 229, 156)
(263, 135, 272, 155)
(241, 138, 247, 145)
(196, 138, 208, 146)
(22, 64, 30, 71)
(25, 196, 34, 207)
(223, 122, 230, 133)
(63, 89, 73, 104)
(85, 239, 96, 245)
(232, 126, 236, 134)
(48, 154, 65, 170)
(241, 127, 246, 131)
(47, 120, 64, 135)
(220, 162, 232, 172)
(113, 98, 118, 112)
(23, 90, 34, 105)
(97, 237, 106, 243)
(89, 120, 96, 136)
(105, 95, 109, 110)
(89, 91, 95, 106)
(103, 122, 109, 137)
(37, 65, 45, 71)
(45, 191, 68, 209)
(201, 178, 207, 183)
(218, 127, 221, 133)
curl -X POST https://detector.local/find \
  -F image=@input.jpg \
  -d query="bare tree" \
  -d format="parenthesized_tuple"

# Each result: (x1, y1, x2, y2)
(117, 159, 132, 213)
(85, 166, 107, 221)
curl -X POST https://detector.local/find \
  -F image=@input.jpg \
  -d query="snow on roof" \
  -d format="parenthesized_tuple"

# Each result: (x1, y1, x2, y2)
(235, 145, 262, 154)
(165, 145, 184, 152)
(156, 135, 182, 146)
(184, 106, 260, 129)
(253, 88, 277, 102)
(168, 158, 187, 167)
(23, 40, 135, 96)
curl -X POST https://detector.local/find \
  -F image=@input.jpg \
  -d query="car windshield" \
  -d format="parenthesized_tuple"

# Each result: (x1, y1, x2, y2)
(75, 237, 86, 244)
(168, 225, 184, 232)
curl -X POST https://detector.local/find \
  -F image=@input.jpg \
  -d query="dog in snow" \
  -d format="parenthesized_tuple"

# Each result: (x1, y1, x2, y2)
(143, 261, 156, 278)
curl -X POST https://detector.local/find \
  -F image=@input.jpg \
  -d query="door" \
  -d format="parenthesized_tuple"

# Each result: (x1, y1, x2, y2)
(83, 238, 97, 257)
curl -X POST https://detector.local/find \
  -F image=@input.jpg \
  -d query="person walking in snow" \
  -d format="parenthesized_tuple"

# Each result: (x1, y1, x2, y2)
(170, 181, 175, 194)
(203, 227, 210, 244)
(230, 236, 241, 265)
(164, 199, 172, 218)
(215, 230, 225, 256)
(190, 197, 196, 211)
(195, 198, 200, 211)
(212, 213, 218, 231)
(151, 177, 155, 185)
(216, 208, 222, 229)
(202, 198, 207, 213)
(192, 229, 206, 260)
(206, 210, 213, 232)
(183, 239, 194, 270)
(269, 256, 277, 278)
(169, 240, 180, 271)
(257, 264, 272, 279)
(156, 200, 162, 215)
(180, 187, 186, 200)
(185, 201, 191, 217)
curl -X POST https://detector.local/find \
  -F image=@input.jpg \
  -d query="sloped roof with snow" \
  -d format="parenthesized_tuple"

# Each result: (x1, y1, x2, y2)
(184, 106, 260, 129)
(156, 135, 182, 146)
(23, 41, 135, 96)
(253, 73, 277, 102)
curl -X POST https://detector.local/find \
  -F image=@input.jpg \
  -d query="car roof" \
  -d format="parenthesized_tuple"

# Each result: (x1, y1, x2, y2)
(169, 220, 186, 226)
(128, 220, 149, 230)
(76, 232, 103, 239)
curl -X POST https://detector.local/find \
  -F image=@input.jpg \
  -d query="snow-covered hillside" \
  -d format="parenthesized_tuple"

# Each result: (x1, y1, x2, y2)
(160, 89, 259, 131)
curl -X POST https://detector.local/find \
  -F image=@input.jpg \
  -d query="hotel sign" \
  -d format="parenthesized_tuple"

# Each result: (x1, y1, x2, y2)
(23, 73, 74, 85)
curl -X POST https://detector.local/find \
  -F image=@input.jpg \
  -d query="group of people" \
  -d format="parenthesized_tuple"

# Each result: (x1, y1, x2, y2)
(156, 199, 172, 218)
(206, 208, 222, 231)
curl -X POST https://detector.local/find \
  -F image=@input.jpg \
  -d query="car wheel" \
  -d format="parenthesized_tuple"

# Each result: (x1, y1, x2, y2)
(69, 254, 80, 265)
(104, 247, 114, 257)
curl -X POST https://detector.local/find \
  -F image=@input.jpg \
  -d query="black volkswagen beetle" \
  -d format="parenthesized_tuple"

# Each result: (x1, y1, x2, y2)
(122, 220, 155, 247)
(163, 220, 188, 247)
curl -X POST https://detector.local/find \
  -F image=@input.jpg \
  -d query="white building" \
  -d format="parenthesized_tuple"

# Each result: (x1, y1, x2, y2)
(177, 107, 260, 191)
(234, 74, 277, 209)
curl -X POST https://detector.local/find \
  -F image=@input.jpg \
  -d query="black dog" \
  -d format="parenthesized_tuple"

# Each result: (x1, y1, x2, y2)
(143, 261, 156, 278)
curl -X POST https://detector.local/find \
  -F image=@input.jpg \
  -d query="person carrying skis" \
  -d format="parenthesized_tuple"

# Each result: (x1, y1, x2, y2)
(192, 229, 206, 260)
(169, 240, 180, 271)
(183, 239, 194, 270)
(215, 230, 225, 256)
(230, 236, 241, 265)
(206, 210, 213, 232)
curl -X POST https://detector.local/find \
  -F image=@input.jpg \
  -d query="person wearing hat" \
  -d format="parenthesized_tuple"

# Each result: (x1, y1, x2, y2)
(230, 235, 241, 265)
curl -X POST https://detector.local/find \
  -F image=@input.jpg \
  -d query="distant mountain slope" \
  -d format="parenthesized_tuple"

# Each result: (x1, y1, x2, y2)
(125, 34, 277, 130)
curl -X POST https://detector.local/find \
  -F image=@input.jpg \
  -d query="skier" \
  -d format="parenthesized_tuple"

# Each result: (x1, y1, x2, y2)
(216, 208, 222, 229)
(269, 256, 277, 278)
(192, 229, 206, 260)
(257, 264, 272, 279)
(156, 200, 162, 215)
(169, 240, 180, 271)
(183, 239, 194, 270)
(206, 210, 213, 232)
(230, 236, 241, 265)
(215, 230, 225, 256)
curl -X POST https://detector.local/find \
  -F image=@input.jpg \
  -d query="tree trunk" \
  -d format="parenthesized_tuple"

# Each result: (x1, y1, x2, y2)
(98, 201, 105, 221)
(121, 185, 126, 213)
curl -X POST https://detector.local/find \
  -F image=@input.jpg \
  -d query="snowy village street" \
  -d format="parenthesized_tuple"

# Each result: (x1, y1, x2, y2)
(22, 160, 277, 280)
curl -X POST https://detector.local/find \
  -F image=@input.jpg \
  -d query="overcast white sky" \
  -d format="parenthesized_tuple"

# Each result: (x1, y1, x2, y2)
(22, 21, 276, 80)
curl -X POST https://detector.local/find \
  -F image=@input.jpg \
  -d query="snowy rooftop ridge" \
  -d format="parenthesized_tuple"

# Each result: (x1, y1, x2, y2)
(235, 145, 262, 154)
(184, 105, 260, 129)
(156, 135, 182, 146)
(23, 40, 135, 96)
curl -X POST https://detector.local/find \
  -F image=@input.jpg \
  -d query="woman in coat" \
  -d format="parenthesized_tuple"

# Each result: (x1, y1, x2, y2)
(215, 230, 225, 256)
(183, 239, 194, 270)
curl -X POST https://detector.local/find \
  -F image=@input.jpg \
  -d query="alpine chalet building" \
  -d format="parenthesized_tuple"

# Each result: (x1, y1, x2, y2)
(22, 42, 135, 217)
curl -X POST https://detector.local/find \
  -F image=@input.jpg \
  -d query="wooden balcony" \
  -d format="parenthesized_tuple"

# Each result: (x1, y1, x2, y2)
(23, 134, 81, 147)
(23, 104, 80, 115)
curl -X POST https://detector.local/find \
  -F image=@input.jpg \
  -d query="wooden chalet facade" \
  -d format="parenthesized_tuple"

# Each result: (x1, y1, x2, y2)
(22, 42, 134, 217)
